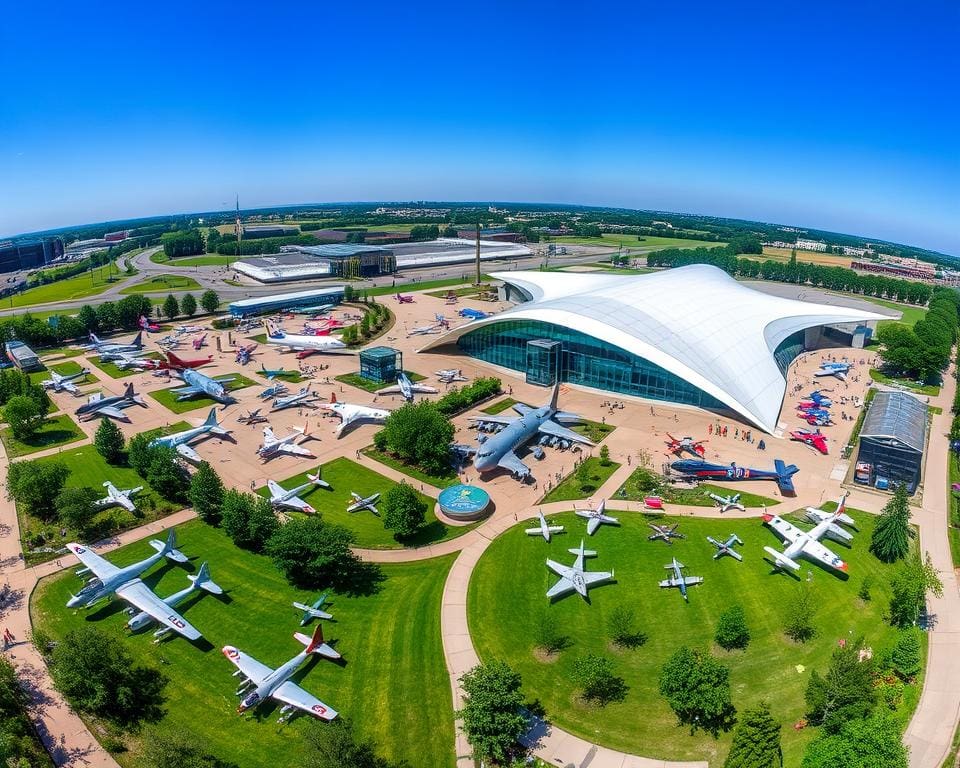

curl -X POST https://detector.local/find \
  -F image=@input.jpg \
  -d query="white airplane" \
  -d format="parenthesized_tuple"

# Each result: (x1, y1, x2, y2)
(126, 562, 223, 640)
(525, 509, 564, 542)
(762, 504, 850, 573)
(41, 368, 90, 394)
(575, 499, 619, 536)
(271, 386, 323, 411)
(223, 625, 340, 722)
(347, 492, 380, 516)
(706, 534, 744, 561)
(257, 426, 316, 461)
(148, 407, 232, 462)
(803, 494, 856, 544)
(83, 331, 144, 355)
(659, 558, 704, 601)
(376, 372, 438, 402)
(707, 491, 745, 513)
(320, 394, 390, 438)
(406, 322, 442, 337)
(546, 539, 614, 600)
(436, 369, 468, 383)
(96, 481, 144, 513)
(267, 468, 330, 515)
(111, 352, 156, 370)
(265, 322, 348, 354)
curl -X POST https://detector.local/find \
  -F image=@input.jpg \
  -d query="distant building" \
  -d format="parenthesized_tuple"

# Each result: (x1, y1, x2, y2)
(0, 237, 64, 274)
(841, 246, 872, 257)
(227, 286, 345, 317)
(103, 230, 130, 242)
(795, 238, 828, 252)
(242, 225, 300, 240)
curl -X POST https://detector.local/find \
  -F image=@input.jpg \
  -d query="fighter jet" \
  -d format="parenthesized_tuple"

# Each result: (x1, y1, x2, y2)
(648, 522, 685, 544)
(814, 362, 851, 381)
(148, 407, 232, 462)
(126, 562, 223, 640)
(762, 505, 851, 573)
(665, 433, 707, 458)
(260, 364, 296, 380)
(706, 492, 745, 513)
(257, 426, 315, 461)
(83, 330, 144, 355)
(376, 372, 438, 402)
(75, 382, 147, 421)
(707, 534, 744, 561)
(192, 333, 208, 351)
(40, 368, 90, 394)
(467, 383, 592, 480)
(109, 351, 158, 370)
(238, 408, 268, 425)
(320, 394, 390, 438)
(347, 492, 380, 516)
(223, 625, 340, 722)
(789, 428, 829, 455)
(406, 322, 443, 337)
(259, 382, 289, 400)
(575, 499, 619, 536)
(95, 481, 143, 512)
(394, 293, 414, 303)
(267, 468, 330, 515)
(271, 386, 323, 412)
(171, 367, 236, 404)
(545, 539, 614, 601)
(264, 322, 348, 355)
(436, 369, 468, 383)
(658, 558, 703, 601)
(525, 509, 564, 542)
(293, 593, 332, 625)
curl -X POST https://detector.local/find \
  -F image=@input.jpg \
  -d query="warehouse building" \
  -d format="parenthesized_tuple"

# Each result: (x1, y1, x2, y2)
(0, 237, 64, 274)
(856, 390, 927, 493)
(227, 286, 345, 317)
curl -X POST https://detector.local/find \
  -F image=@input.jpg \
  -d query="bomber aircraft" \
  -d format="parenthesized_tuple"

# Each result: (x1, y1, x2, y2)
(762, 504, 852, 574)
(126, 562, 223, 640)
(264, 322, 348, 357)
(41, 368, 90, 394)
(83, 330, 144, 355)
(320, 394, 390, 437)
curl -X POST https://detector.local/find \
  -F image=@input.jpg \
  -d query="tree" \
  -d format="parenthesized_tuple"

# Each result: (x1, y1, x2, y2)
(715, 605, 751, 650)
(379, 402, 454, 476)
(146, 445, 189, 502)
(870, 483, 913, 562)
(96, 301, 119, 332)
(575, 460, 592, 490)
(127, 432, 154, 476)
(659, 647, 735, 734)
(572, 654, 627, 704)
(267, 517, 372, 591)
(189, 461, 225, 525)
(56, 486, 101, 534)
(599, 444, 611, 466)
(723, 702, 782, 768)
(200, 289, 220, 315)
(801, 714, 907, 768)
(50, 626, 166, 726)
(94, 417, 126, 464)
(784, 584, 817, 643)
(162, 293, 180, 320)
(247, 496, 280, 553)
(890, 627, 922, 681)
(180, 293, 197, 317)
(140, 724, 225, 768)
(303, 718, 404, 768)
(534, 611, 568, 654)
(221, 489, 257, 549)
(889, 550, 943, 627)
(0, 657, 51, 767)
(382, 482, 426, 539)
(607, 603, 645, 648)
(456, 661, 526, 764)
(78, 304, 98, 332)
(4, 394, 46, 440)
(7, 459, 70, 521)
(805, 638, 876, 732)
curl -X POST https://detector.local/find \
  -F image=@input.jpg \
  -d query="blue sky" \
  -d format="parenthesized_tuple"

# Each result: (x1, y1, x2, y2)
(1, 1, 957, 254)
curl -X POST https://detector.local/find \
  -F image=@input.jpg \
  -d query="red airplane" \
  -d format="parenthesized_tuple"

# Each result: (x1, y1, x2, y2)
(665, 433, 707, 458)
(395, 293, 414, 304)
(798, 412, 832, 427)
(302, 326, 332, 336)
(138, 315, 161, 332)
(192, 333, 208, 350)
(788, 428, 829, 455)
(161, 351, 214, 370)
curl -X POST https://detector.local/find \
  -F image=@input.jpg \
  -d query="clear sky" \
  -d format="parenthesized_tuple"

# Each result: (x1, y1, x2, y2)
(1, 1, 957, 254)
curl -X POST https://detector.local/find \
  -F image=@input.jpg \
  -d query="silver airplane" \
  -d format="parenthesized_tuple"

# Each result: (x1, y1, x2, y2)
(259, 382, 290, 400)
(320, 394, 390, 438)
(707, 534, 744, 561)
(271, 386, 323, 411)
(126, 562, 223, 640)
(95, 481, 144, 513)
(468, 383, 592, 480)
(575, 499, 619, 536)
(223, 625, 340, 722)
(658, 558, 703, 601)
(347, 491, 380, 515)
(525, 509, 564, 542)
(41, 367, 90, 394)
(707, 491, 745, 513)
(172, 368, 236, 404)
(545, 539, 614, 601)
(802, 493, 856, 544)
(238, 408, 268, 425)
(83, 330, 144, 355)
(762, 505, 850, 573)
(257, 426, 316, 461)
(376, 372, 438, 402)
(648, 522, 685, 544)
(110, 352, 156, 370)
(148, 407, 232, 462)
(293, 593, 332, 625)
(436, 369, 468, 383)
(406, 322, 443, 337)
(267, 468, 330, 515)
(75, 382, 148, 421)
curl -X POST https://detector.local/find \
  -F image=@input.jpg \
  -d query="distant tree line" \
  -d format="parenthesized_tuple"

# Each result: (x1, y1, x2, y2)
(161, 229, 205, 258)
(876, 287, 958, 383)
(214, 234, 316, 256)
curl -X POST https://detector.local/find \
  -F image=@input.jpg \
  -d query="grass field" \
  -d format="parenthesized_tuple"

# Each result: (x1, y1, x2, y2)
(539, 457, 621, 502)
(367, 276, 490, 298)
(616, 469, 780, 508)
(0, 413, 86, 457)
(151, 251, 241, 268)
(6, 267, 127, 307)
(148, 374, 257, 413)
(28, 359, 99, 387)
(118, 274, 202, 294)
(481, 397, 518, 414)
(424, 284, 492, 299)
(868, 368, 940, 396)
(572, 418, 616, 443)
(361, 447, 460, 490)
(468, 509, 917, 766)
(552, 234, 726, 251)
(755, 246, 854, 268)
(39, 345, 86, 359)
(334, 370, 427, 395)
(31, 521, 456, 768)
(93, 352, 164, 379)
(864, 297, 928, 330)
(950, 453, 960, 569)
(257, 457, 472, 548)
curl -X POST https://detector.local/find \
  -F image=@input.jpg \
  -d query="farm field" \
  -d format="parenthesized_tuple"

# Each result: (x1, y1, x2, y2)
(755, 246, 854, 267)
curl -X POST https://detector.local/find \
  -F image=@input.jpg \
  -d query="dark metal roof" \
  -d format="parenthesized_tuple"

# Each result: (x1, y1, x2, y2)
(860, 390, 927, 453)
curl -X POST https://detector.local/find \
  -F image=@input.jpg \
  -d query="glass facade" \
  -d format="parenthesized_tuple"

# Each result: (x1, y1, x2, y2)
(773, 330, 805, 376)
(458, 319, 727, 410)
(359, 346, 400, 383)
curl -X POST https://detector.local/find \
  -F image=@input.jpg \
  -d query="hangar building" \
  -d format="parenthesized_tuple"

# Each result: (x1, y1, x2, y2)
(856, 390, 927, 492)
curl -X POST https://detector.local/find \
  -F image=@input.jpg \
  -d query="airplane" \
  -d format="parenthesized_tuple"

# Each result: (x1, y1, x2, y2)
(148, 407, 232, 462)
(665, 433, 707, 458)
(798, 390, 833, 408)
(394, 293, 415, 303)
(575, 499, 619, 536)
(235, 343, 257, 365)
(376, 372, 438, 401)
(75, 382, 148, 421)
(789, 428, 829, 455)
(177, 325, 204, 334)
(466, 383, 592, 480)
(290, 304, 334, 316)
(126, 562, 223, 639)
(658, 558, 704, 601)
(257, 426, 316, 461)
(707, 534, 744, 561)
(803, 494, 857, 544)
(545, 539, 614, 601)
(267, 468, 330, 515)
(762, 505, 850, 573)
(525, 509, 564, 542)
(648, 522, 685, 544)
(161, 351, 214, 370)
(436, 369, 468, 383)
(320, 393, 390, 437)
(706, 491, 745, 513)
(260, 364, 296, 380)
(797, 405, 831, 418)
(100, 349, 155, 367)
(83, 330, 144, 355)
(238, 408, 268, 425)
(271, 386, 323, 411)
(293, 593, 332, 625)
(347, 492, 380, 516)
(40, 367, 90, 394)
(406, 323, 443, 337)
(259, 382, 289, 400)
(669, 459, 799, 496)
(224, 625, 340, 722)
(814, 362, 851, 381)
(172, 367, 236, 404)
(458, 308, 488, 320)
(95, 481, 143, 512)
(799, 412, 833, 427)
(138, 315, 161, 332)
(265, 322, 348, 356)
(192, 333, 208, 351)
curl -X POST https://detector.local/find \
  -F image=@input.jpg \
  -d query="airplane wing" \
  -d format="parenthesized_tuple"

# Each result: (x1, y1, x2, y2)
(376, 385, 402, 395)
(525, 526, 544, 535)
(538, 420, 592, 445)
(281, 496, 312, 512)
(545, 574, 574, 598)
(800, 539, 847, 571)
(586, 516, 600, 535)
(263, 427, 276, 442)
(116, 494, 136, 513)
(65, 543, 120, 580)
(115, 580, 201, 640)
(175, 443, 201, 462)
(468, 414, 516, 426)
(86, 393, 103, 404)
(62, 382, 80, 394)
(266, 479, 285, 500)
(222, 647, 273, 685)
(497, 450, 530, 477)
(171, 385, 202, 395)
(512, 403, 534, 415)
(272, 680, 338, 720)
(765, 515, 805, 544)
(583, 570, 613, 585)
(410, 384, 439, 394)
(277, 442, 314, 457)
(545, 560, 573, 580)
(367, 504, 379, 516)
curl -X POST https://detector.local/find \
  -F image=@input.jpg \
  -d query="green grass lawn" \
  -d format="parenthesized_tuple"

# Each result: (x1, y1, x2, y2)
(255, 366, 306, 383)
(93, 352, 164, 379)
(148, 374, 257, 413)
(31, 521, 456, 768)
(468, 509, 917, 767)
(481, 397, 518, 414)
(949, 453, 960, 569)
(28, 359, 99, 387)
(572, 418, 616, 443)
(361, 446, 460, 490)
(868, 368, 940, 396)
(551, 234, 726, 251)
(118, 274, 202, 294)
(615, 468, 780, 508)
(0, 413, 85, 457)
(257, 457, 473, 548)
(334, 370, 426, 395)
(540, 457, 621, 503)
(6, 267, 127, 307)
(151, 251, 241, 267)
(864, 297, 928, 330)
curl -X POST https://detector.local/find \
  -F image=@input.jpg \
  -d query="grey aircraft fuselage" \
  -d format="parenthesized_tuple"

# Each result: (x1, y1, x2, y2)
(66, 542, 172, 608)
(474, 403, 555, 473)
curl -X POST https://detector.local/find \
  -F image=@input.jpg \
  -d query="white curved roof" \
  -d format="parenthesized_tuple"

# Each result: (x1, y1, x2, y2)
(421, 265, 884, 432)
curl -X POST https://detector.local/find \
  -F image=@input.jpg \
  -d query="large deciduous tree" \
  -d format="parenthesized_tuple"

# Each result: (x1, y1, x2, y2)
(723, 702, 782, 768)
(56, 486, 101, 534)
(189, 461, 225, 526)
(888, 550, 943, 628)
(7, 459, 70, 521)
(659, 647, 735, 734)
(379, 401, 454, 476)
(804, 638, 876, 732)
(456, 661, 527, 765)
(93, 417, 126, 464)
(4, 395, 46, 440)
(200, 289, 220, 315)
(382, 482, 426, 539)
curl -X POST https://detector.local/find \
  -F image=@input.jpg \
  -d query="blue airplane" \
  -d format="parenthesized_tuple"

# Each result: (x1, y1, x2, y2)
(799, 390, 833, 407)
(815, 362, 852, 381)
(670, 459, 799, 496)
(260, 364, 296, 380)
(259, 382, 289, 400)
(459, 308, 489, 320)
(172, 368, 237, 404)
(797, 406, 831, 420)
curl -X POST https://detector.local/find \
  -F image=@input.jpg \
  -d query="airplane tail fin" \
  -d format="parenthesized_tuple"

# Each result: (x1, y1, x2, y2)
(773, 459, 799, 496)
(189, 562, 224, 595)
(166, 351, 187, 368)
(132, 331, 143, 347)
(329, 392, 337, 404)
(296, 624, 341, 659)
(203, 407, 232, 436)
(548, 380, 560, 411)
(154, 529, 188, 563)
(307, 467, 330, 488)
